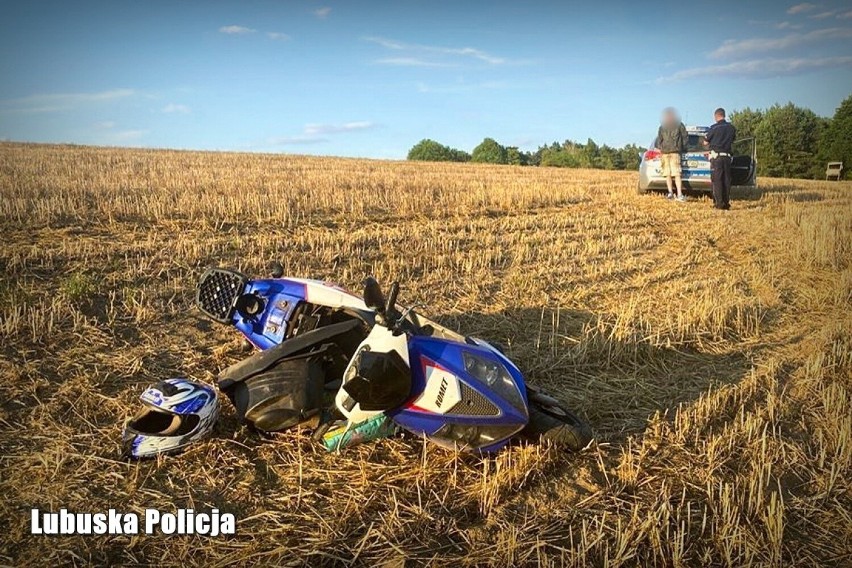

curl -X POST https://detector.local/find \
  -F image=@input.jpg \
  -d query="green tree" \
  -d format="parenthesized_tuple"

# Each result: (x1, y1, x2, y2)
(528, 145, 547, 166)
(619, 144, 643, 171)
(447, 147, 472, 162)
(730, 107, 763, 139)
(531, 139, 644, 170)
(754, 103, 823, 178)
(819, 94, 852, 179)
(471, 138, 508, 164)
(540, 147, 581, 168)
(598, 144, 616, 170)
(581, 138, 600, 168)
(407, 139, 470, 162)
(506, 146, 528, 166)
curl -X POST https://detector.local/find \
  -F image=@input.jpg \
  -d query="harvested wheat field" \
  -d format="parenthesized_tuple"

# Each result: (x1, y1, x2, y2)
(0, 142, 850, 567)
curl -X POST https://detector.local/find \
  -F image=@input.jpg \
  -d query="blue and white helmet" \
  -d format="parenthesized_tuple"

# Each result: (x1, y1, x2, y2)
(122, 378, 219, 459)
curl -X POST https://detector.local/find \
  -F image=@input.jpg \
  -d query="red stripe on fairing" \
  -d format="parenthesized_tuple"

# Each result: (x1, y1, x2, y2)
(421, 356, 450, 375)
(404, 356, 453, 414)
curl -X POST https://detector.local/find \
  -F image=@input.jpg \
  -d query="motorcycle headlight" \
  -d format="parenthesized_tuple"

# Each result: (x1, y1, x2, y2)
(462, 352, 526, 415)
(433, 422, 523, 451)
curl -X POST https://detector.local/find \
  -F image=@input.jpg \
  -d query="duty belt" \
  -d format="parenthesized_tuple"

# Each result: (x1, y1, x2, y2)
(709, 151, 731, 159)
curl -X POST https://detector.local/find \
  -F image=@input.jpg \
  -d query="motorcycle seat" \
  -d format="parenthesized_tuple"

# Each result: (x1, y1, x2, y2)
(218, 319, 363, 390)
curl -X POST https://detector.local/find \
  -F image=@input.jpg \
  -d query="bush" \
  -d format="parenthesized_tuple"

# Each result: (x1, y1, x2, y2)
(506, 147, 528, 166)
(471, 138, 508, 164)
(407, 139, 470, 162)
(540, 148, 581, 168)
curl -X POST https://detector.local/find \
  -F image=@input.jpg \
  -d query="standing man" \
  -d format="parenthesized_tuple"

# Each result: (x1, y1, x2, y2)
(703, 108, 736, 210)
(657, 107, 688, 202)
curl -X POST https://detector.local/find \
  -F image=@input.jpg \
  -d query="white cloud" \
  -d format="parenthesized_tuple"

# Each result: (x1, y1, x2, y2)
(268, 135, 329, 146)
(364, 36, 508, 66)
(88, 121, 148, 144)
(221, 25, 291, 41)
(367, 37, 406, 50)
(374, 57, 456, 68)
(219, 25, 256, 35)
(709, 27, 852, 58)
(313, 7, 331, 18)
(0, 89, 135, 113)
(787, 3, 817, 14)
(416, 81, 509, 94)
(162, 103, 191, 114)
(112, 129, 148, 141)
(304, 121, 375, 135)
(748, 19, 803, 30)
(268, 121, 376, 146)
(838, 10, 852, 19)
(810, 10, 837, 19)
(658, 55, 852, 82)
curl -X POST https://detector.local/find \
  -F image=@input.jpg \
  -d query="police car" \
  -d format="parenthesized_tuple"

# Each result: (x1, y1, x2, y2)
(637, 126, 756, 194)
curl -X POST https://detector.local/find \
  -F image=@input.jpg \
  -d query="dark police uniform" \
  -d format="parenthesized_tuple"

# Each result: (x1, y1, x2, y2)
(704, 120, 737, 210)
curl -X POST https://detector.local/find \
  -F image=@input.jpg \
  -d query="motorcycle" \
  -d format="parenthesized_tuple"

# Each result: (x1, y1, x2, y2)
(195, 266, 592, 454)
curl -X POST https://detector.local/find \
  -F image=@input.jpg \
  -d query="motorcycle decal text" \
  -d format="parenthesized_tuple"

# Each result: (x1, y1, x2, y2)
(413, 365, 461, 414)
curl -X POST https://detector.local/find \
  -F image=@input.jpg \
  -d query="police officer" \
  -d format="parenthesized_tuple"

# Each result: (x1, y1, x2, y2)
(703, 108, 736, 210)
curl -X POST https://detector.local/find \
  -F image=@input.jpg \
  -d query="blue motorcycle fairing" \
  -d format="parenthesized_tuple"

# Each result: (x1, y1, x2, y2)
(389, 335, 529, 452)
(232, 278, 308, 350)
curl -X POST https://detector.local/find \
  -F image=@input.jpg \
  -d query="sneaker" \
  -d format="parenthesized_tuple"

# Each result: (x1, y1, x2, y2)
(666, 193, 674, 200)
(677, 195, 687, 202)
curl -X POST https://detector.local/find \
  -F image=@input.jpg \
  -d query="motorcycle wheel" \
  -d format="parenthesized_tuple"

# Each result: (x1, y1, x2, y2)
(520, 385, 593, 452)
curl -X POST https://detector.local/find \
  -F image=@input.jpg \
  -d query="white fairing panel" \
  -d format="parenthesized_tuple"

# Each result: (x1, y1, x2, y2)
(335, 325, 410, 424)
(288, 278, 372, 312)
(411, 365, 461, 414)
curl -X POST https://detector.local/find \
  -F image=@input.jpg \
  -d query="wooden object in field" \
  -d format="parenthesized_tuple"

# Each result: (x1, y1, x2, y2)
(825, 162, 843, 181)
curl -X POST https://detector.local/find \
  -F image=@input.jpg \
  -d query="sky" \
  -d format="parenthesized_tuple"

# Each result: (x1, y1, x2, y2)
(1, 0, 851, 158)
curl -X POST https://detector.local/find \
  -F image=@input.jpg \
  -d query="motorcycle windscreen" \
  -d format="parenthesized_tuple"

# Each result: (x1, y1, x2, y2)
(342, 350, 412, 411)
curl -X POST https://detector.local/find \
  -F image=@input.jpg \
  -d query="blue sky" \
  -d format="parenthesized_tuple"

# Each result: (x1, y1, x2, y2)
(1, 0, 851, 158)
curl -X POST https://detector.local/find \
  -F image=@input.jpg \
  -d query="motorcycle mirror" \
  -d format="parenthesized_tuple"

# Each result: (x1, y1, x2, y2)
(269, 261, 284, 278)
(363, 277, 386, 313)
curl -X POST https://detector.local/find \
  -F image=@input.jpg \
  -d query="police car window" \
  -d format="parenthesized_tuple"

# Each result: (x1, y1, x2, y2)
(732, 138, 753, 156)
(686, 135, 705, 152)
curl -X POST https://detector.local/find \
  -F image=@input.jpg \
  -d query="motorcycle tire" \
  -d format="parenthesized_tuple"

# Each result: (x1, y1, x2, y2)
(520, 385, 593, 452)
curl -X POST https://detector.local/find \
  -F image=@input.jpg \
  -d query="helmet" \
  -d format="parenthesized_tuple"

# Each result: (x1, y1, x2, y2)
(122, 378, 219, 458)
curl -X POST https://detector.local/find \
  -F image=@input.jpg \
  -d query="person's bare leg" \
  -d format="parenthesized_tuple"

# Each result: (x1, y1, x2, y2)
(665, 173, 674, 197)
(674, 172, 683, 198)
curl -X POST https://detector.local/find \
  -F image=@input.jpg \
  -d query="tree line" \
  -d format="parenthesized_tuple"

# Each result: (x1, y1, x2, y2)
(407, 137, 644, 171)
(408, 93, 852, 180)
(730, 94, 851, 179)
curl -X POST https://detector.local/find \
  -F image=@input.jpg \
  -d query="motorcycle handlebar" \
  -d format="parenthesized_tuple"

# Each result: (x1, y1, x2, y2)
(386, 281, 400, 314)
